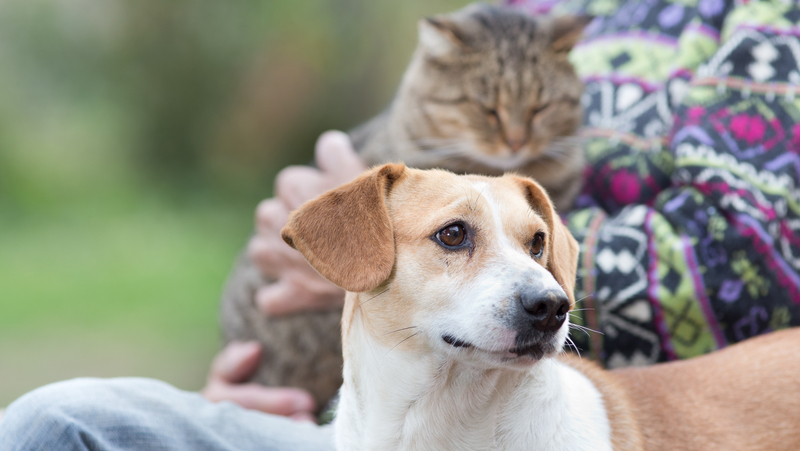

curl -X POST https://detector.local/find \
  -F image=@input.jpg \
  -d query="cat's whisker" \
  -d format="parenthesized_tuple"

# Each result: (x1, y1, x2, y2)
(412, 137, 469, 147)
(414, 141, 475, 153)
(387, 138, 475, 158)
(416, 148, 471, 157)
(541, 136, 583, 162)
(404, 144, 478, 167)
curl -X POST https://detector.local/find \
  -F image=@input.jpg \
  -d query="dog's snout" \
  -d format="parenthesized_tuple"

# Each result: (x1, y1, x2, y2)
(520, 290, 569, 332)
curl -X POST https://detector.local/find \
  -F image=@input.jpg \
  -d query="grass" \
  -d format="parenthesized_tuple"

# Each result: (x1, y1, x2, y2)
(0, 195, 254, 406)
(0, 0, 475, 409)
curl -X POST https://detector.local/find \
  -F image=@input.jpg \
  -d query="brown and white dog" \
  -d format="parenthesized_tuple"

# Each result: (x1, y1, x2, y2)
(281, 163, 800, 451)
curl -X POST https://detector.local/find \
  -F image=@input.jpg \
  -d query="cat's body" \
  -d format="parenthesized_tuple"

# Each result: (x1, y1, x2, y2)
(220, 4, 589, 411)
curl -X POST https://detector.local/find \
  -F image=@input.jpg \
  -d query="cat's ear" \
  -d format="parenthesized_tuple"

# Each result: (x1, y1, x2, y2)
(550, 15, 593, 53)
(418, 17, 469, 58)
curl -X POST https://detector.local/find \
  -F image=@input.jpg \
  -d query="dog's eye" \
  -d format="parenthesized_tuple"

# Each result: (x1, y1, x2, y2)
(531, 232, 545, 258)
(436, 224, 466, 247)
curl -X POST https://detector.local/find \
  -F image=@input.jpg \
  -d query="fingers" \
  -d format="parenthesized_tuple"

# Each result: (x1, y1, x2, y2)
(290, 411, 318, 423)
(274, 132, 367, 213)
(255, 278, 345, 316)
(254, 198, 289, 234)
(270, 130, 366, 221)
(255, 280, 297, 315)
(275, 165, 324, 211)
(203, 382, 317, 419)
(247, 234, 299, 280)
(208, 341, 262, 384)
(247, 130, 365, 318)
(202, 342, 318, 419)
(200, 131, 362, 422)
(255, 280, 322, 316)
(250, 198, 303, 280)
(314, 130, 366, 182)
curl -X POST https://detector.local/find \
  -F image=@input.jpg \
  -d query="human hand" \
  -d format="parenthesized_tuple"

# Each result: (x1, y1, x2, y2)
(248, 130, 367, 316)
(201, 341, 317, 422)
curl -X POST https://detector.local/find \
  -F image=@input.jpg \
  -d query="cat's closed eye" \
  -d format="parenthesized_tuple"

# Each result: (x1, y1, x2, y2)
(532, 103, 551, 116)
(483, 107, 500, 124)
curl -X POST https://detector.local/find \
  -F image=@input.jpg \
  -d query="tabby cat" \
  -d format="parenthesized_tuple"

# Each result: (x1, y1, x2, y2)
(220, 3, 591, 412)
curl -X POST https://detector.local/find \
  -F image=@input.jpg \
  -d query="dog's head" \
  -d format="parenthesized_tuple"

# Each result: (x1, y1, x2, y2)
(282, 163, 579, 369)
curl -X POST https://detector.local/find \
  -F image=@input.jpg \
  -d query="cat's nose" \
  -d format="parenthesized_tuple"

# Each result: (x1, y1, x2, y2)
(507, 138, 526, 152)
(504, 126, 527, 152)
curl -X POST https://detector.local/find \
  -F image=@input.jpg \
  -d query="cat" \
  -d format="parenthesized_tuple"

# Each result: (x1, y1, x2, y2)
(220, 3, 591, 413)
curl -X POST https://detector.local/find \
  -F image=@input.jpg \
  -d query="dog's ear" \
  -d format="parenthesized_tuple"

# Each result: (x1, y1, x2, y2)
(515, 176, 580, 306)
(281, 163, 406, 293)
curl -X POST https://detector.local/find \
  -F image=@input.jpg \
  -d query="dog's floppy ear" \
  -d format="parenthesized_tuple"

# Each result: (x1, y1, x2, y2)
(515, 176, 580, 306)
(281, 163, 406, 293)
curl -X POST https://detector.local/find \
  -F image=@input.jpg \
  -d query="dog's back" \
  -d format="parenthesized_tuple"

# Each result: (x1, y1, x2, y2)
(564, 328, 800, 451)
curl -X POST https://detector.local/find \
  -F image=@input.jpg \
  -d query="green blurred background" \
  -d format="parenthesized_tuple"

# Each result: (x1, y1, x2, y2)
(0, 0, 469, 406)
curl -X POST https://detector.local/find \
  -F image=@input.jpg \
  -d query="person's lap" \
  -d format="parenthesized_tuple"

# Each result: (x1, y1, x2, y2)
(0, 377, 333, 451)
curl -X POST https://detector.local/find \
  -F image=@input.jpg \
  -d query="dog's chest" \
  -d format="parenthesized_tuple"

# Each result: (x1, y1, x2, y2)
(493, 363, 613, 451)
(337, 348, 613, 451)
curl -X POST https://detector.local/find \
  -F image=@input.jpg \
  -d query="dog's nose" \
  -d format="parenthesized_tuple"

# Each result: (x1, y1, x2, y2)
(520, 291, 569, 332)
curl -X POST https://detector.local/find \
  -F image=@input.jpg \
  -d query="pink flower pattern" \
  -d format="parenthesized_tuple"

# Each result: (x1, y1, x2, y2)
(790, 124, 800, 154)
(730, 114, 767, 146)
(610, 170, 642, 205)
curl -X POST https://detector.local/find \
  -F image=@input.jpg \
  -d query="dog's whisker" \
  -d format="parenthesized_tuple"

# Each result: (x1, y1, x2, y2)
(462, 186, 478, 212)
(568, 321, 601, 339)
(569, 323, 604, 336)
(489, 373, 503, 399)
(570, 294, 592, 308)
(382, 326, 419, 336)
(569, 326, 592, 339)
(564, 335, 582, 362)
(473, 184, 487, 210)
(384, 332, 420, 357)
(360, 287, 390, 306)
(570, 323, 601, 333)
(568, 314, 588, 327)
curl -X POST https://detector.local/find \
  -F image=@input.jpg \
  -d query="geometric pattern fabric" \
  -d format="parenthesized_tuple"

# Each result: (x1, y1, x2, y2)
(509, 0, 800, 367)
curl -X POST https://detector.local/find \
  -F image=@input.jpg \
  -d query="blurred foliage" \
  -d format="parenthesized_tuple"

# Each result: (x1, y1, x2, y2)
(0, 0, 469, 405)
(0, 0, 469, 209)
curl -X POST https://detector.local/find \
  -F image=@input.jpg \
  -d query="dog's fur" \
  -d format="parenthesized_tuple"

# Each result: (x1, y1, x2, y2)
(283, 164, 800, 450)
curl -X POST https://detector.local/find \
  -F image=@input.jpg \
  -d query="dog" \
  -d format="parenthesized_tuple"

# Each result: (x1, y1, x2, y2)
(281, 163, 800, 450)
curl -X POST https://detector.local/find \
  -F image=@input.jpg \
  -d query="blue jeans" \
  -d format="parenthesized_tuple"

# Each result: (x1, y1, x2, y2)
(0, 378, 334, 451)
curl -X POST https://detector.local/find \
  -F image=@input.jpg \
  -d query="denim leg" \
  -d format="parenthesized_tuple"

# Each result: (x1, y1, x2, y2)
(0, 378, 334, 451)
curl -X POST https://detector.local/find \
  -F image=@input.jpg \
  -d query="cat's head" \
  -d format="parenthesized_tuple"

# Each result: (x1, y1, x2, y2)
(396, 4, 591, 173)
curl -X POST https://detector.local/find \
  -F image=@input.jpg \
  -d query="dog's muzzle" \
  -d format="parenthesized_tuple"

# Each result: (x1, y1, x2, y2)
(506, 286, 569, 357)
(519, 287, 569, 333)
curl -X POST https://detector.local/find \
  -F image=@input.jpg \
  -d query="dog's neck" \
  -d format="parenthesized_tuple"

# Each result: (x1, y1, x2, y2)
(335, 309, 613, 451)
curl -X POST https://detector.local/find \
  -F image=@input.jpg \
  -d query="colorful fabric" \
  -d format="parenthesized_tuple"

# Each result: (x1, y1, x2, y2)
(508, 0, 800, 367)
